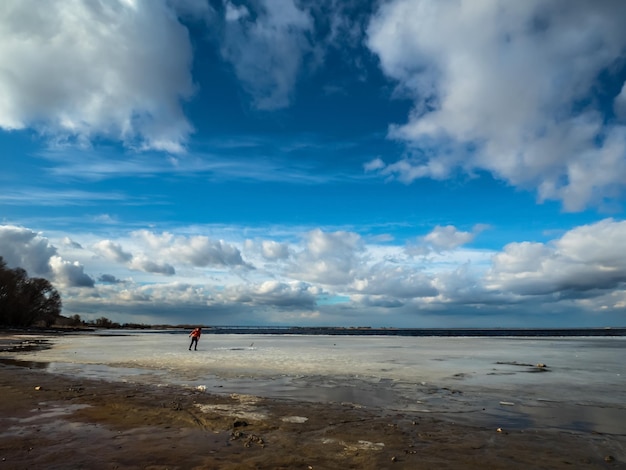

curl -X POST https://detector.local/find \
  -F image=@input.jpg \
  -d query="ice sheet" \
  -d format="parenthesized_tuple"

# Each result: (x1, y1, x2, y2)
(4, 331, 625, 434)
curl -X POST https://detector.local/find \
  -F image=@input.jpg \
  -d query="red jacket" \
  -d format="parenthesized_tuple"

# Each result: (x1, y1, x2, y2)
(189, 328, 201, 338)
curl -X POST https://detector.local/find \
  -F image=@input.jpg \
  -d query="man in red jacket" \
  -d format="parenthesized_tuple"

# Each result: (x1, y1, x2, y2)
(188, 327, 202, 351)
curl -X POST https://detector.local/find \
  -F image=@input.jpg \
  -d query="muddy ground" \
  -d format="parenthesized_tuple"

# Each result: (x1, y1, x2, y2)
(0, 334, 624, 469)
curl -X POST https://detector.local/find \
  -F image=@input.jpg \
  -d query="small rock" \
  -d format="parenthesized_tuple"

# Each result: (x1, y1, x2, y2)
(34, 386, 41, 391)
(605, 455, 614, 462)
(230, 430, 245, 441)
(391, 456, 397, 462)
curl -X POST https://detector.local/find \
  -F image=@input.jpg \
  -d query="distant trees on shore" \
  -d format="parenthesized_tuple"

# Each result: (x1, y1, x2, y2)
(0, 257, 197, 329)
(0, 256, 62, 327)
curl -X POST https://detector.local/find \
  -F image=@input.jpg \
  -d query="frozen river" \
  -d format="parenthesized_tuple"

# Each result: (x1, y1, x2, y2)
(3, 331, 625, 435)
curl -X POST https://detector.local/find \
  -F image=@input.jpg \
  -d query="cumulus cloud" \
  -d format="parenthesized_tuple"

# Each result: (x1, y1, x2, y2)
(93, 238, 175, 275)
(118, 289, 151, 302)
(364, 157, 385, 172)
(431, 264, 494, 305)
(8, 221, 626, 325)
(351, 294, 403, 309)
(219, 280, 320, 309)
(423, 225, 482, 250)
(486, 219, 626, 300)
(352, 264, 437, 299)
(129, 256, 176, 276)
(367, 0, 626, 210)
(0, 225, 95, 287)
(219, 0, 315, 109)
(289, 229, 365, 285)
(82, 219, 626, 320)
(132, 230, 250, 268)
(61, 237, 82, 249)
(408, 224, 488, 255)
(0, 0, 195, 152)
(243, 239, 291, 264)
(261, 240, 290, 260)
(89, 231, 251, 277)
(423, 225, 475, 251)
(94, 240, 133, 263)
(98, 274, 123, 284)
(49, 256, 95, 287)
(0, 225, 57, 275)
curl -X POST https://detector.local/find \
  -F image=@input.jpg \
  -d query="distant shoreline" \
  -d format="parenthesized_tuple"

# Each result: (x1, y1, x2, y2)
(131, 326, 626, 337)
(3, 325, 625, 337)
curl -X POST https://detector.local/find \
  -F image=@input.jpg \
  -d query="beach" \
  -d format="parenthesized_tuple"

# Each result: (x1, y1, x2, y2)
(0, 332, 624, 469)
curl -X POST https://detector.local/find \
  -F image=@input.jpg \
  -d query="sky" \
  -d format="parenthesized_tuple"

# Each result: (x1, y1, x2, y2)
(1, 0, 626, 328)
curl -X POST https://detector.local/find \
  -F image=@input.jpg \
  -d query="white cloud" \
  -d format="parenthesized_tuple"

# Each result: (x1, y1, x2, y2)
(351, 294, 403, 309)
(218, 280, 320, 309)
(0, 0, 195, 152)
(129, 256, 176, 276)
(94, 240, 133, 263)
(289, 229, 365, 285)
(61, 237, 83, 249)
(220, 0, 315, 109)
(421, 225, 482, 252)
(93, 237, 178, 276)
(49, 256, 95, 287)
(405, 224, 487, 256)
(352, 264, 437, 299)
(132, 230, 250, 267)
(367, 0, 626, 210)
(0, 225, 57, 275)
(6, 221, 626, 325)
(77, 229, 251, 281)
(260, 240, 290, 260)
(486, 219, 626, 300)
(0, 225, 94, 287)
(118, 289, 151, 302)
(430, 263, 501, 307)
(364, 157, 385, 172)
(224, 1, 249, 22)
(422, 226, 472, 251)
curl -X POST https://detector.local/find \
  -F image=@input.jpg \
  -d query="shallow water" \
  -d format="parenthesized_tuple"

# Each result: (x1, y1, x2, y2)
(3, 331, 625, 435)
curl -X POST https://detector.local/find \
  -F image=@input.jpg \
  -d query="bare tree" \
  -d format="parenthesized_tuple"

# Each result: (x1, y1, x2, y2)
(0, 257, 62, 327)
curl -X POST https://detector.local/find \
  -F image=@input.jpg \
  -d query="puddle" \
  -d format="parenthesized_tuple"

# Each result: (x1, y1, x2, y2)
(0, 357, 50, 369)
(0, 403, 92, 438)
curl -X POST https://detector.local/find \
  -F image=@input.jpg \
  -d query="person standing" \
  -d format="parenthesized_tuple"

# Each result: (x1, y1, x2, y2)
(188, 327, 202, 350)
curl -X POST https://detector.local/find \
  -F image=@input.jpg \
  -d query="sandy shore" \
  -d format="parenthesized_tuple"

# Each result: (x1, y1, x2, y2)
(0, 334, 624, 469)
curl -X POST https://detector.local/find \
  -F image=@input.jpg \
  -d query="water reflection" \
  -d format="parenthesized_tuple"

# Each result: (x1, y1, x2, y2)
(0, 357, 50, 370)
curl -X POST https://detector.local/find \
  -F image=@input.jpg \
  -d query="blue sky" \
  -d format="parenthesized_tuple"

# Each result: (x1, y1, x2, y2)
(1, 0, 626, 327)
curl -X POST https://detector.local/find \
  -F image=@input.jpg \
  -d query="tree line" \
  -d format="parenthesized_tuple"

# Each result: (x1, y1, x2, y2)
(1, 258, 201, 329)
(0, 256, 62, 327)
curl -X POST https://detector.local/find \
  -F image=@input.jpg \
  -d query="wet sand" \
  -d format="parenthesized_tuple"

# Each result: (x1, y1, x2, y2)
(0, 334, 624, 469)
